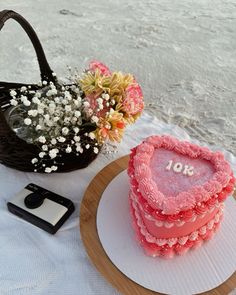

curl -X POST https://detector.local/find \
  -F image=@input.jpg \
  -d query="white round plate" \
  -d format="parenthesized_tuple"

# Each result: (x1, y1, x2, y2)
(97, 170, 236, 295)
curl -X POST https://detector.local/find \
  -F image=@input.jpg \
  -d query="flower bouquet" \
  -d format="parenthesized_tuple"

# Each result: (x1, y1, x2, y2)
(0, 10, 143, 173)
(7, 61, 144, 173)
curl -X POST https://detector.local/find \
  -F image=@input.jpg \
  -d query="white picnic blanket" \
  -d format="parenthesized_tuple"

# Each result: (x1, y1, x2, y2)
(0, 112, 235, 295)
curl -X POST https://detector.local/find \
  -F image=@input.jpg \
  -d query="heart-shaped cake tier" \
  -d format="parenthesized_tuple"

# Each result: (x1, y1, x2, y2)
(131, 135, 232, 215)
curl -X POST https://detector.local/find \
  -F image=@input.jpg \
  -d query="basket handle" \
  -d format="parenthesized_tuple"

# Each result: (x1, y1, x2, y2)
(0, 10, 56, 83)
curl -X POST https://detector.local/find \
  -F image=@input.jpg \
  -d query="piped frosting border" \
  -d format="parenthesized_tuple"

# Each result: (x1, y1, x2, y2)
(130, 197, 223, 258)
(129, 135, 233, 214)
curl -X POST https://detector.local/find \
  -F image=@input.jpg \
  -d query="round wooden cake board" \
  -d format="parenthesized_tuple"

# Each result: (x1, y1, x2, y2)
(80, 155, 236, 295)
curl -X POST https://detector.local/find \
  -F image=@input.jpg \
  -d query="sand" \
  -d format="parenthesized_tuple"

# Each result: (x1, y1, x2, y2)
(0, 0, 236, 154)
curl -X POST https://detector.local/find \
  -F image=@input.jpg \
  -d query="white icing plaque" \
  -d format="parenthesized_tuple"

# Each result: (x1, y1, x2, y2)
(166, 160, 194, 176)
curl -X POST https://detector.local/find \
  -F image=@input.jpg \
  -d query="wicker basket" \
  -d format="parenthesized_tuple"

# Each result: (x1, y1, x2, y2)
(0, 10, 98, 173)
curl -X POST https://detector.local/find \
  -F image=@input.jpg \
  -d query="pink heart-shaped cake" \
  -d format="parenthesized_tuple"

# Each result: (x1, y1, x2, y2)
(128, 135, 235, 258)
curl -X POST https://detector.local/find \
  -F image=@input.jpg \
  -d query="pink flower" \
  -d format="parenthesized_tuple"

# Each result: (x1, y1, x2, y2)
(122, 83, 144, 116)
(89, 60, 111, 76)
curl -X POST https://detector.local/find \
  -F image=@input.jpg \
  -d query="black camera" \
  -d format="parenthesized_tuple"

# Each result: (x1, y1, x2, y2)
(7, 183, 75, 234)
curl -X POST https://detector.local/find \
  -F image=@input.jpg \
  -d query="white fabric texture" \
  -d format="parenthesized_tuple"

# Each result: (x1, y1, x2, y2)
(0, 112, 235, 295)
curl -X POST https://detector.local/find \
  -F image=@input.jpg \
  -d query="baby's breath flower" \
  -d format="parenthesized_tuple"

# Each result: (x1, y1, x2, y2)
(97, 98, 103, 105)
(49, 149, 58, 159)
(39, 152, 46, 158)
(45, 167, 52, 173)
(102, 93, 110, 100)
(37, 108, 44, 114)
(20, 86, 27, 92)
(74, 135, 80, 142)
(46, 89, 57, 96)
(74, 111, 81, 118)
(24, 118, 32, 125)
(42, 145, 48, 151)
(20, 95, 28, 103)
(73, 87, 80, 94)
(51, 138, 57, 145)
(64, 117, 70, 124)
(62, 127, 69, 135)
(28, 110, 38, 117)
(54, 97, 60, 103)
(94, 147, 99, 154)
(38, 136, 46, 143)
(49, 102, 56, 109)
(57, 136, 66, 143)
(76, 145, 83, 153)
(44, 114, 50, 121)
(66, 146, 72, 153)
(10, 99, 18, 106)
(46, 120, 53, 127)
(36, 124, 42, 131)
(73, 127, 79, 134)
(65, 105, 72, 112)
(71, 117, 78, 124)
(6, 64, 138, 173)
(88, 132, 95, 139)
(23, 99, 31, 107)
(31, 158, 38, 164)
(10, 90, 17, 97)
(64, 91, 72, 100)
(73, 99, 80, 106)
(62, 99, 68, 105)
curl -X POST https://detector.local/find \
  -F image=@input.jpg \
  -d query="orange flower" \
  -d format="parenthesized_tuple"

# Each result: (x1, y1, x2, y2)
(94, 111, 126, 143)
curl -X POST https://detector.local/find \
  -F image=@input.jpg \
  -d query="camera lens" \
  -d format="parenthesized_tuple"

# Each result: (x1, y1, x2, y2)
(24, 193, 44, 209)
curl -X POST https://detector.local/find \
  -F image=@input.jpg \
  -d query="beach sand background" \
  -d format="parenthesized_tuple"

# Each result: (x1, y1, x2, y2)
(0, 0, 235, 154)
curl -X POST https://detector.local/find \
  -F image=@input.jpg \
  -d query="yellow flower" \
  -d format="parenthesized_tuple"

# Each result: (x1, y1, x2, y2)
(79, 69, 104, 96)
(104, 72, 134, 103)
(94, 111, 126, 143)
(79, 70, 134, 103)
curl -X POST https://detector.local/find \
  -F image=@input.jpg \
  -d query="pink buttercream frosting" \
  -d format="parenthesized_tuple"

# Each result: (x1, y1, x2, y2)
(128, 135, 234, 215)
(129, 164, 234, 222)
(130, 197, 224, 258)
(134, 195, 220, 239)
